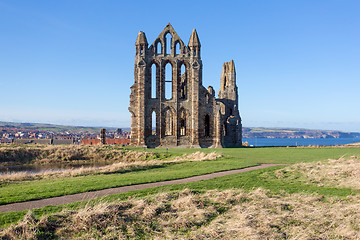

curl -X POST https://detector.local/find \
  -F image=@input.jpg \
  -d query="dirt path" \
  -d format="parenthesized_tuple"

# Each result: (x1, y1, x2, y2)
(0, 164, 285, 213)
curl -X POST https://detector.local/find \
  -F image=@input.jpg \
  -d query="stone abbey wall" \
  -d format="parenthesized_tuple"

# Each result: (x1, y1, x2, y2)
(129, 24, 242, 148)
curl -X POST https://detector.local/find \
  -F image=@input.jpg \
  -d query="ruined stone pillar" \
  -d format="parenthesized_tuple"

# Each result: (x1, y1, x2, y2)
(100, 128, 106, 145)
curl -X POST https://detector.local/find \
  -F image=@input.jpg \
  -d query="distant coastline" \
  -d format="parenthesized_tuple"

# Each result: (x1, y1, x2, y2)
(243, 127, 360, 139)
(1, 121, 359, 141)
(243, 137, 360, 147)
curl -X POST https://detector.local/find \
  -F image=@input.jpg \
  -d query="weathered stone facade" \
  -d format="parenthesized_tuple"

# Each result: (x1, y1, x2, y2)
(129, 24, 242, 148)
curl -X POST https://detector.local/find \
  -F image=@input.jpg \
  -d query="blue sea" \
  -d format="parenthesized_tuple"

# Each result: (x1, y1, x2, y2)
(242, 137, 360, 147)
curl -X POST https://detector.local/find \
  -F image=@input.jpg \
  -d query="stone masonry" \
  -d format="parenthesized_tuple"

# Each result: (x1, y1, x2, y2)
(129, 23, 242, 148)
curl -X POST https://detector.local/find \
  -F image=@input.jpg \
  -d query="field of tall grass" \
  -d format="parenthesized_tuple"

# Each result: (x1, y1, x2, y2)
(0, 151, 221, 183)
(275, 155, 360, 189)
(0, 145, 170, 166)
(1, 188, 359, 239)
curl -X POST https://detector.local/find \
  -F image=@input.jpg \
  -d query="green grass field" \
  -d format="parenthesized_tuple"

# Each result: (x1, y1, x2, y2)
(1, 147, 359, 205)
(1, 146, 360, 230)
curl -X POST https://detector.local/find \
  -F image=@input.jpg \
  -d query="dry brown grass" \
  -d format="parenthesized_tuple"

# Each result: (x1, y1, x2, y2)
(1, 188, 360, 239)
(0, 161, 163, 182)
(0, 146, 44, 164)
(275, 156, 360, 189)
(191, 189, 360, 240)
(171, 151, 221, 162)
(0, 151, 222, 183)
(0, 145, 156, 166)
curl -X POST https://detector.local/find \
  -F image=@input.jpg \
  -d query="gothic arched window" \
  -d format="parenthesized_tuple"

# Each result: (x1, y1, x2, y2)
(165, 33, 172, 55)
(175, 41, 180, 55)
(151, 64, 157, 98)
(156, 41, 162, 55)
(165, 63, 173, 100)
(179, 64, 187, 100)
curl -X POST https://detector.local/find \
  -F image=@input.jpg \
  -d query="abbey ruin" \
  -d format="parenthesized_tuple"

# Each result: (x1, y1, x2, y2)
(129, 24, 242, 148)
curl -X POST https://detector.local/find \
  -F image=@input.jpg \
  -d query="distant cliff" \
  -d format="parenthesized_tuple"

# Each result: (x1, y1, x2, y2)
(243, 127, 360, 139)
(1, 121, 359, 139)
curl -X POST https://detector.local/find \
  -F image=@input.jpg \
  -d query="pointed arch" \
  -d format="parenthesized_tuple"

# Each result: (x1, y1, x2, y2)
(151, 63, 158, 98)
(165, 62, 173, 100)
(175, 41, 180, 55)
(179, 63, 187, 100)
(156, 40, 162, 55)
(165, 32, 172, 55)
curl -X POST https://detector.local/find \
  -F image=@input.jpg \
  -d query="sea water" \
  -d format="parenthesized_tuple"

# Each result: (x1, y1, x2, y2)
(243, 137, 360, 147)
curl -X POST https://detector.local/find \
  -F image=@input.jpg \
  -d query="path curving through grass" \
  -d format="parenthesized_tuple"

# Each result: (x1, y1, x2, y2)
(0, 164, 284, 213)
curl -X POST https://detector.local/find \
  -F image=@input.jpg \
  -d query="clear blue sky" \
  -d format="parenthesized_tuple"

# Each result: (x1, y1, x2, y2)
(1, 0, 359, 132)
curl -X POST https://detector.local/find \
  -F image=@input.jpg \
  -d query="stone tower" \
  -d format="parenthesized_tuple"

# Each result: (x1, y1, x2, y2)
(129, 23, 242, 148)
(218, 61, 242, 147)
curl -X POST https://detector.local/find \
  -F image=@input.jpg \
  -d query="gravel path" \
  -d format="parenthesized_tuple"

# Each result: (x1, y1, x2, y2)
(0, 164, 285, 213)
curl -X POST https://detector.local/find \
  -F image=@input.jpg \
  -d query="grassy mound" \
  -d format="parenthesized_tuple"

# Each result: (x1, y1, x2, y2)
(275, 156, 360, 189)
(1, 189, 359, 239)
